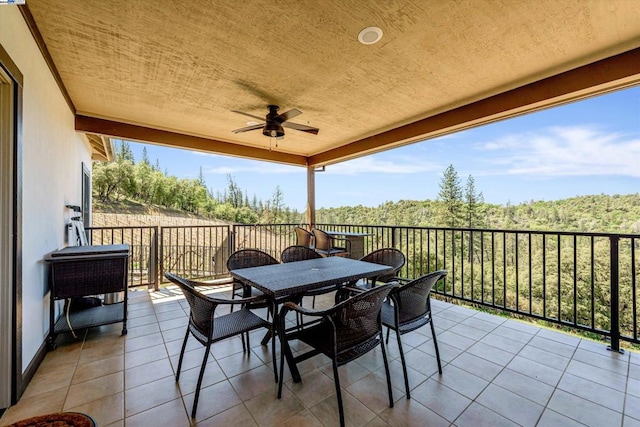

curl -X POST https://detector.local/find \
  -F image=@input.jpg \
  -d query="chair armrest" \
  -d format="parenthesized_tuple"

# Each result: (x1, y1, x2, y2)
(330, 236, 352, 253)
(342, 285, 366, 294)
(280, 301, 331, 317)
(206, 293, 271, 306)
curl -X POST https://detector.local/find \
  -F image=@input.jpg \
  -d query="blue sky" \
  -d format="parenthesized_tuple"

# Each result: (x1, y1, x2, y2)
(127, 87, 640, 211)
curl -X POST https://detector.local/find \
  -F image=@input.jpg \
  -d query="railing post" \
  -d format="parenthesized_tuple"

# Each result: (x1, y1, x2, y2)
(158, 227, 165, 290)
(391, 226, 397, 248)
(150, 226, 159, 291)
(608, 235, 622, 353)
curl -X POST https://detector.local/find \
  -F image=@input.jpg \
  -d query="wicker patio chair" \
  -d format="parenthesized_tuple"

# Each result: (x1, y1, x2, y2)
(381, 270, 447, 399)
(226, 249, 279, 313)
(278, 284, 396, 427)
(280, 245, 321, 263)
(165, 272, 276, 418)
(358, 248, 406, 288)
(294, 226, 315, 248)
(311, 228, 351, 257)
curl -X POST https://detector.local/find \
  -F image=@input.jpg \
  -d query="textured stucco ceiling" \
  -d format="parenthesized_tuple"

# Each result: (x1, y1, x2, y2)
(24, 0, 640, 166)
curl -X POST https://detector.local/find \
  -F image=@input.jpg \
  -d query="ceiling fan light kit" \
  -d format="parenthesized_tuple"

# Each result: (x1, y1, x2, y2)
(231, 105, 319, 139)
(263, 122, 284, 138)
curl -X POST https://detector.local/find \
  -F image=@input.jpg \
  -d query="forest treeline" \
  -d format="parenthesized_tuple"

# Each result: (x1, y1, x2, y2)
(93, 142, 301, 224)
(94, 142, 640, 234)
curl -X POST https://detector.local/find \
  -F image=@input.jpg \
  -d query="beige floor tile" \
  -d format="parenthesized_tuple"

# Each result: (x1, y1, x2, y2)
(476, 383, 544, 426)
(125, 357, 174, 389)
(0, 388, 65, 425)
(454, 402, 518, 427)
(72, 354, 124, 384)
(182, 380, 242, 421)
(125, 375, 182, 417)
(547, 389, 622, 427)
(124, 332, 164, 353)
(124, 343, 168, 369)
(194, 404, 258, 427)
(125, 321, 161, 338)
(410, 378, 471, 422)
(38, 341, 83, 370)
(64, 371, 124, 409)
(78, 338, 125, 365)
(6, 289, 638, 427)
(174, 360, 227, 395)
(379, 399, 449, 427)
(245, 387, 305, 426)
(318, 360, 371, 388)
(284, 368, 337, 407)
(345, 373, 401, 415)
(125, 397, 191, 427)
(309, 391, 377, 427)
(228, 364, 279, 401)
(65, 391, 124, 426)
(21, 361, 76, 399)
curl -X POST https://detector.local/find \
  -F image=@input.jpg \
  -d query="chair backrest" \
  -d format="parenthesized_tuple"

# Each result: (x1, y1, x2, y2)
(281, 245, 322, 263)
(294, 227, 314, 247)
(311, 229, 334, 252)
(226, 249, 279, 270)
(165, 272, 217, 343)
(390, 270, 447, 324)
(360, 248, 406, 283)
(328, 284, 395, 356)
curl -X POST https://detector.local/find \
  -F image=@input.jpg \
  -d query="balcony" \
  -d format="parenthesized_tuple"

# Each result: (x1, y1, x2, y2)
(2, 222, 638, 426)
(1, 284, 638, 426)
(85, 223, 639, 350)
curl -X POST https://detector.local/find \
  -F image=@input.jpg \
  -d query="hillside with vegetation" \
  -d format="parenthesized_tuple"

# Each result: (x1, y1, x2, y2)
(92, 142, 303, 225)
(93, 142, 639, 234)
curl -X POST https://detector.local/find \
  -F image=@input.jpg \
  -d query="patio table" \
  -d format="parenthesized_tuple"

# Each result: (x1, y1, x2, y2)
(230, 256, 393, 381)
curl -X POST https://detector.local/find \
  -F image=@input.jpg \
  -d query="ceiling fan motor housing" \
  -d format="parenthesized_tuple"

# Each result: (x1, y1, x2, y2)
(263, 105, 285, 137)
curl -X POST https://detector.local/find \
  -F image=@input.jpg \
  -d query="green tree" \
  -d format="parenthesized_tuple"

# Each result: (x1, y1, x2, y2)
(437, 164, 463, 227)
(464, 175, 483, 228)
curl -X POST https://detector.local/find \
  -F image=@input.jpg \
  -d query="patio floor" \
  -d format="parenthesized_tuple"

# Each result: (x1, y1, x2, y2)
(1, 285, 639, 427)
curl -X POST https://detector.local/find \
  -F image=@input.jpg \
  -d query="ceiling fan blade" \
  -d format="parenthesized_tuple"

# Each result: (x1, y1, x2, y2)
(282, 122, 319, 135)
(232, 124, 264, 133)
(231, 110, 266, 122)
(277, 108, 302, 123)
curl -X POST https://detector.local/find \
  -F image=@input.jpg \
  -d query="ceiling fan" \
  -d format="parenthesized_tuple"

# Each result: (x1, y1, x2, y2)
(231, 105, 319, 138)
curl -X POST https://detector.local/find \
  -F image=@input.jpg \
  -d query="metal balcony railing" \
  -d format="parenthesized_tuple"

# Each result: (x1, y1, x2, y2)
(86, 223, 639, 350)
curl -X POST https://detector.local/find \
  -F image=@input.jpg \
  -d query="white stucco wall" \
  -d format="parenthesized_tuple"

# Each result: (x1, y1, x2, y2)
(0, 7, 92, 370)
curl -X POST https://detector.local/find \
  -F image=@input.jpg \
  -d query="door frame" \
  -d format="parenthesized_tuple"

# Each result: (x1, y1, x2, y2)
(0, 43, 23, 407)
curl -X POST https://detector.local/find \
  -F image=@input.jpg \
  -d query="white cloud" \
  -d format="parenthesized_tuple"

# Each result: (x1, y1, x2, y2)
(476, 126, 640, 178)
(327, 156, 441, 175)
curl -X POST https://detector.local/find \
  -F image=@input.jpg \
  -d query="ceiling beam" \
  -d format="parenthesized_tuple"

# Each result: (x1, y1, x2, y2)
(75, 115, 308, 166)
(309, 47, 640, 167)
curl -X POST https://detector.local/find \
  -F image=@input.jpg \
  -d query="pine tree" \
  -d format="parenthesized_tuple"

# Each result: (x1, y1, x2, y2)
(198, 166, 206, 186)
(437, 164, 463, 227)
(464, 175, 483, 228)
(141, 147, 150, 165)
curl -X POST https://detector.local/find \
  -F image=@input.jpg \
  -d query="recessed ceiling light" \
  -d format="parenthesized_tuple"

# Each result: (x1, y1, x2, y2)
(246, 121, 260, 126)
(358, 26, 383, 45)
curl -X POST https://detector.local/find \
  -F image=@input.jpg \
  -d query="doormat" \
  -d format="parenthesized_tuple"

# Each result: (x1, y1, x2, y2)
(7, 412, 96, 427)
